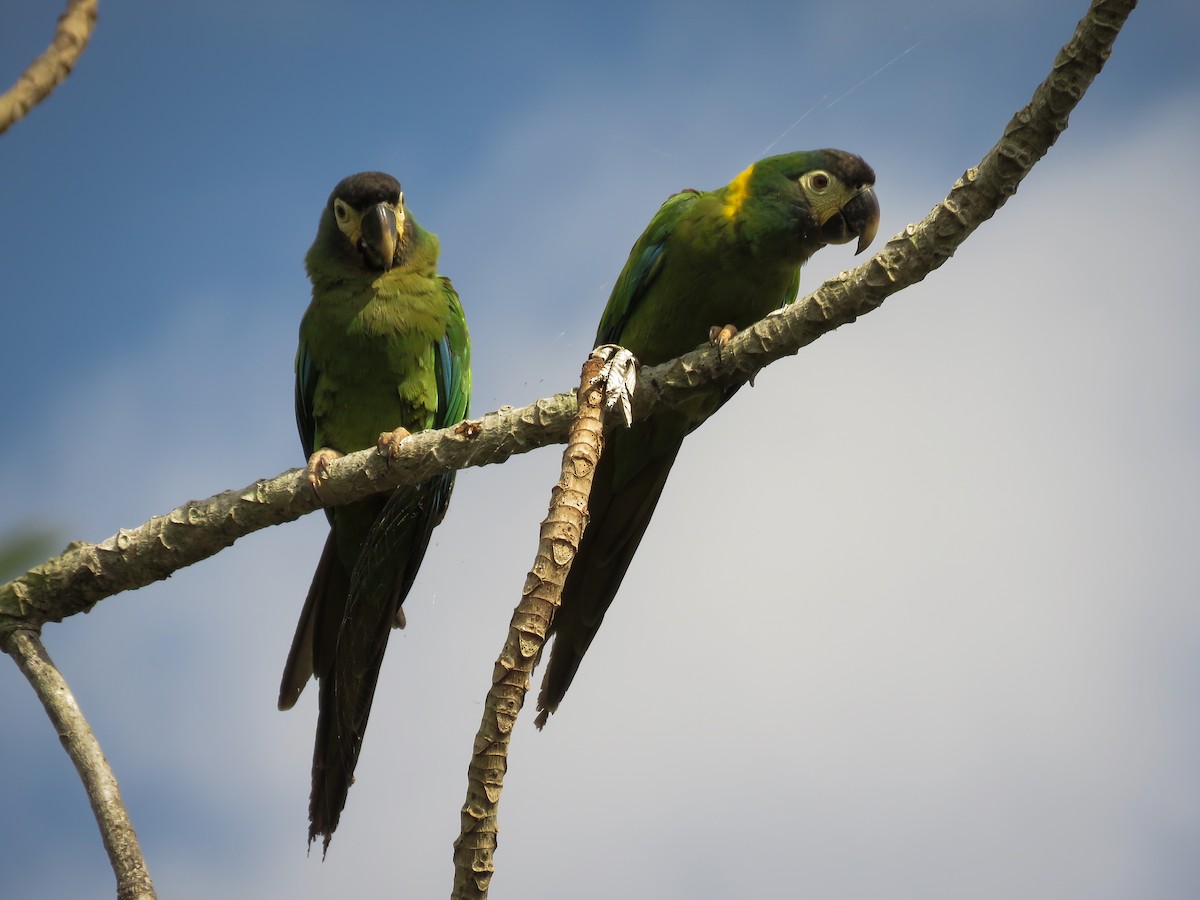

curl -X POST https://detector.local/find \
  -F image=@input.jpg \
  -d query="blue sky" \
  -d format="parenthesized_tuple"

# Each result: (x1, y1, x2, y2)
(2, 1, 1198, 897)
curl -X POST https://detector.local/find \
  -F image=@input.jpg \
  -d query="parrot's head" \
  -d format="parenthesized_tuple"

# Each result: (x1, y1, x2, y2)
(321, 171, 409, 272)
(733, 149, 879, 260)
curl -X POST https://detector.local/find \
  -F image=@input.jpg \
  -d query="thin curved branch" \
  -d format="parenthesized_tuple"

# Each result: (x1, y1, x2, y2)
(0, 0, 99, 136)
(2, 629, 155, 900)
(0, 395, 576, 633)
(451, 352, 613, 899)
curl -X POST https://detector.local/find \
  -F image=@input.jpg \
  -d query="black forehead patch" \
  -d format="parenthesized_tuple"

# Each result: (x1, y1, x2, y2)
(330, 171, 403, 209)
(819, 149, 876, 189)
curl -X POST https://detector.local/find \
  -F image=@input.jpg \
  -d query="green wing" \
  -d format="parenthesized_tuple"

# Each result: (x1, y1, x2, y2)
(596, 190, 699, 349)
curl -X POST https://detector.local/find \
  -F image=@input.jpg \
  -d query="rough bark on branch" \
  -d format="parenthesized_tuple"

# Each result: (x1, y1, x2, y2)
(0, 395, 575, 633)
(2, 629, 155, 900)
(451, 352, 614, 899)
(0, 0, 99, 136)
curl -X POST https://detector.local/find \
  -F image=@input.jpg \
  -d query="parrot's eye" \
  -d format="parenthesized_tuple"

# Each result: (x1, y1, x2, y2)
(334, 201, 349, 221)
(806, 172, 831, 192)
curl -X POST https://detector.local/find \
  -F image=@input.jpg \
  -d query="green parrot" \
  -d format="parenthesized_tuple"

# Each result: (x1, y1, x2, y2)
(534, 149, 878, 726)
(277, 171, 470, 850)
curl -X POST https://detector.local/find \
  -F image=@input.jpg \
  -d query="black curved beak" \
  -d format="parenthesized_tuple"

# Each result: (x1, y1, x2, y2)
(360, 203, 398, 271)
(821, 185, 880, 255)
(846, 186, 880, 254)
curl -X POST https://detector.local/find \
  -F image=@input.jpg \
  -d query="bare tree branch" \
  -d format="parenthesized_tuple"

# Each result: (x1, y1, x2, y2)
(2, 628, 155, 900)
(0, 0, 99, 136)
(452, 351, 621, 899)
(0, 395, 576, 633)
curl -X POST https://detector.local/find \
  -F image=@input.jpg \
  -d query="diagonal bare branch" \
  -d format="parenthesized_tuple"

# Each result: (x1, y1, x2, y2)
(2, 628, 155, 900)
(452, 351, 615, 899)
(0, 0, 99, 136)
(0, 395, 576, 633)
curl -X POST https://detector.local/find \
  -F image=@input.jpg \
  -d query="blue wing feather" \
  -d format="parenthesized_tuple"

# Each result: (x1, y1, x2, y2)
(435, 277, 470, 427)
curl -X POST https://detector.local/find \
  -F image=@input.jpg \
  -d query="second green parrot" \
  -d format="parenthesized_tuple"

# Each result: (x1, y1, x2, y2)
(278, 172, 470, 850)
(535, 149, 878, 726)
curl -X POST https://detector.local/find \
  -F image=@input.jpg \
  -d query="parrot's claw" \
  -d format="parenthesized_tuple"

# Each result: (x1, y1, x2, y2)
(306, 447, 343, 498)
(590, 344, 638, 428)
(376, 426, 412, 461)
(709, 323, 738, 346)
(709, 323, 739, 365)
